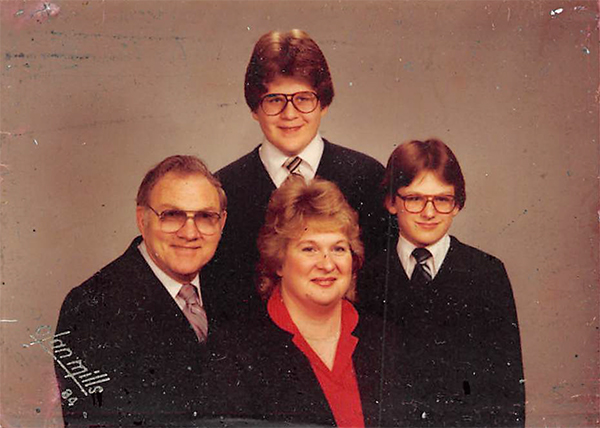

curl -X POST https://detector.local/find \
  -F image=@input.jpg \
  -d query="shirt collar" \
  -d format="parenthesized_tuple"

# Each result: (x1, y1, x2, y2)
(138, 240, 202, 305)
(396, 233, 450, 279)
(259, 133, 324, 187)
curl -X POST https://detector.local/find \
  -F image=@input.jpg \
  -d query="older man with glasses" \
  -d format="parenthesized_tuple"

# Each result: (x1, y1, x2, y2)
(54, 155, 226, 427)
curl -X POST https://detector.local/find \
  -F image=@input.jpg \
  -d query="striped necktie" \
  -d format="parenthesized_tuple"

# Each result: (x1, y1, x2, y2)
(411, 248, 433, 285)
(177, 284, 208, 342)
(284, 156, 302, 176)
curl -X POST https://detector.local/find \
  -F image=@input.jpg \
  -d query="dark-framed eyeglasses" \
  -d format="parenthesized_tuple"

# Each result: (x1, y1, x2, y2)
(396, 194, 457, 214)
(146, 206, 223, 234)
(259, 91, 319, 116)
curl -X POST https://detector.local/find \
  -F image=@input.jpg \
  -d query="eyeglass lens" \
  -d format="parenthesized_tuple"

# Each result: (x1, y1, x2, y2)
(261, 92, 318, 115)
(159, 210, 221, 234)
(402, 196, 455, 214)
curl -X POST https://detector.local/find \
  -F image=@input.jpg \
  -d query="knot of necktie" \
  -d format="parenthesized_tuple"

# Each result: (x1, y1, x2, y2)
(178, 284, 208, 342)
(178, 283, 199, 305)
(284, 156, 302, 176)
(412, 247, 432, 264)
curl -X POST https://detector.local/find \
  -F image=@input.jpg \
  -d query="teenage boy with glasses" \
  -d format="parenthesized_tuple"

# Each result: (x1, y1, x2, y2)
(206, 29, 388, 322)
(358, 139, 526, 427)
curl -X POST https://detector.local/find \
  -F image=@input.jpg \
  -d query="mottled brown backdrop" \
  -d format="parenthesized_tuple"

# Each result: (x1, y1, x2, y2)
(1, 1, 598, 427)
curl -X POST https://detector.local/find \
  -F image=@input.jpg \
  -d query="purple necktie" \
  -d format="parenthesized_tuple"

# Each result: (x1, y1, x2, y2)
(177, 284, 208, 342)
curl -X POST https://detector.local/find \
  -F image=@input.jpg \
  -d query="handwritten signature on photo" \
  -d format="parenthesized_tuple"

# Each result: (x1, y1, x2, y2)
(23, 325, 110, 407)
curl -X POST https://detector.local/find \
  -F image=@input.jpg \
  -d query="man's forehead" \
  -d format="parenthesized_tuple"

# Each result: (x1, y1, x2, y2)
(153, 171, 207, 186)
(150, 172, 218, 201)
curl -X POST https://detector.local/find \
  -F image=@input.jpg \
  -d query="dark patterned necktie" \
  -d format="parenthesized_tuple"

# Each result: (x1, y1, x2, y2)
(284, 156, 302, 176)
(411, 248, 433, 285)
(177, 284, 208, 342)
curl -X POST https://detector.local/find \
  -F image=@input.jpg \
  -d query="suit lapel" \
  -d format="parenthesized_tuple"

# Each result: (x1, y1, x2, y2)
(251, 145, 278, 192)
(315, 139, 338, 179)
(121, 238, 201, 346)
(429, 236, 474, 292)
(261, 322, 336, 426)
(353, 320, 383, 427)
(382, 251, 411, 310)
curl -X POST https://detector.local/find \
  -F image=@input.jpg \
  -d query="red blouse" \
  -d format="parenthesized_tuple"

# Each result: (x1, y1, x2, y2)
(268, 289, 365, 428)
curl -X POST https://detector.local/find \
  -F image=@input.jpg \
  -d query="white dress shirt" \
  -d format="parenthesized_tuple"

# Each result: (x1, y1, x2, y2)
(258, 133, 324, 187)
(396, 234, 451, 281)
(138, 241, 203, 310)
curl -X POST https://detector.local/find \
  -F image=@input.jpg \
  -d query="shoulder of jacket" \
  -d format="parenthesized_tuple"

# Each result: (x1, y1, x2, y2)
(322, 139, 384, 172)
(216, 147, 260, 180)
(451, 236, 504, 267)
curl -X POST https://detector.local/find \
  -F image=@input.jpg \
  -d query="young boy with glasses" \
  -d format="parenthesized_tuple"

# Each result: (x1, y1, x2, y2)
(205, 29, 387, 323)
(358, 139, 525, 427)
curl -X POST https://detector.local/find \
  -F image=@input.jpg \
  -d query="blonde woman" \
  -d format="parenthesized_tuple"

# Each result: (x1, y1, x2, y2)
(204, 176, 413, 427)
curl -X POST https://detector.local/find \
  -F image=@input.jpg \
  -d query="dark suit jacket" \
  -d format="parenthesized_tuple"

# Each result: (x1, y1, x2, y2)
(205, 140, 387, 324)
(358, 236, 526, 427)
(202, 307, 419, 427)
(54, 237, 210, 427)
